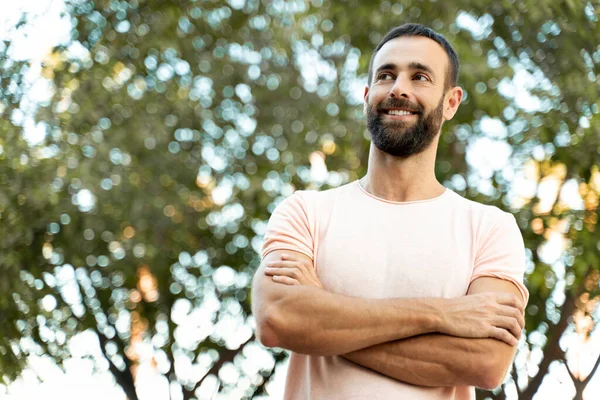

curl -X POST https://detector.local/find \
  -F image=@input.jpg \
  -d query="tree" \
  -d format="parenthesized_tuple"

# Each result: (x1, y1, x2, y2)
(1, 0, 599, 399)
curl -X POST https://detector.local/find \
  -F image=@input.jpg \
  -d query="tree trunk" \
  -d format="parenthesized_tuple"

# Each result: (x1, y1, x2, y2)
(573, 383, 585, 400)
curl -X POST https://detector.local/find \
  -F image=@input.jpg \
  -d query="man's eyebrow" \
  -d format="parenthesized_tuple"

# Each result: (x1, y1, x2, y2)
(374, 61, 436, 77)
(408, 61, 435, 76)
(374, 63, 397, 76)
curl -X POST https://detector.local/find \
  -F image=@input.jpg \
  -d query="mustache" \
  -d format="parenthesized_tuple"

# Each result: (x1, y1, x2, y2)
(376, 98, 424, 114)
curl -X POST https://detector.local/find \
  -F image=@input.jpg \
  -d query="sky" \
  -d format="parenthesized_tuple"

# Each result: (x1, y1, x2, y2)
(0, 1, 598, 399)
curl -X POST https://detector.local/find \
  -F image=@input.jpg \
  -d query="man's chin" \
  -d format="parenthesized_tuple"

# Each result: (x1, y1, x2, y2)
(382, 117, 417, 127)
(382, 123, 415, 135)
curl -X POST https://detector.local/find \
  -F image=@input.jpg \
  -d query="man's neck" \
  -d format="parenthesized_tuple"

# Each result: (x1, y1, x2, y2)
(360, 144, 445, 203)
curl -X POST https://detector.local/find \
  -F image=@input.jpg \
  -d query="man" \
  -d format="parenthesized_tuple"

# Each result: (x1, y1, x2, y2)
(251, 23, 528, 399)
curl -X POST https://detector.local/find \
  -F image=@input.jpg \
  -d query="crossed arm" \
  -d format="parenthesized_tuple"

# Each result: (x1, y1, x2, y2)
(251, 250, 525, 390)
(341, 277, 521, 389)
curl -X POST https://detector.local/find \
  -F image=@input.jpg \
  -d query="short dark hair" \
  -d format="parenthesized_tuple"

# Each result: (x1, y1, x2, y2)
(367, 23, 459, 89)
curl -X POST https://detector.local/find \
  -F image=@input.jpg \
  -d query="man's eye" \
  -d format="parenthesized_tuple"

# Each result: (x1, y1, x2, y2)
(378, 73, 394, 81)
(414, 73, 429, 81)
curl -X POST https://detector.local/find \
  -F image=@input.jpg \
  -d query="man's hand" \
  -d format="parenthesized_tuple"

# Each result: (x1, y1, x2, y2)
(433, 292, 525, 346)
(263, 253, 323, 289)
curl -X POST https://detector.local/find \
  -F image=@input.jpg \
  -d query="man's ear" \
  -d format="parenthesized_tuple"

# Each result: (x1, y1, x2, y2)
(363, 86, 369, 115)
(443, 86, 463, 121)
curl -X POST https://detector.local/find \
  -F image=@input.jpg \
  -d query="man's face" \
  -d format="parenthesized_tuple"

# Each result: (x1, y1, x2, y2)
(364, 36, 451, 158)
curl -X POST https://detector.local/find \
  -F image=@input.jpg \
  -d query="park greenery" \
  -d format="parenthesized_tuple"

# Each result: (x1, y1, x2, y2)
(1, 0, 599, 399)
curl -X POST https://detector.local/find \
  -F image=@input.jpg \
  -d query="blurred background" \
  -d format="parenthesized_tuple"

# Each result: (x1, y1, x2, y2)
(0, 0, 599, 399)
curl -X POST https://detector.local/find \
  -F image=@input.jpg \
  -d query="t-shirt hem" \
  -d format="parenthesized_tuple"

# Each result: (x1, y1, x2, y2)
(470, 273, 529, 304)
(262, 246, 314, 261)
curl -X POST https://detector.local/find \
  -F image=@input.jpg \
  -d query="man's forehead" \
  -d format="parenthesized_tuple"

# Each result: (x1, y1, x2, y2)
(373, 36, 448, 75)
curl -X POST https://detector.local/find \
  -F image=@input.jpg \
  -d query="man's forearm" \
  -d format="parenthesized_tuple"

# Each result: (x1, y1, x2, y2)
(342, 333, 516, 390)
(257, 284, 441, 356)
(341, 277, 525, 390)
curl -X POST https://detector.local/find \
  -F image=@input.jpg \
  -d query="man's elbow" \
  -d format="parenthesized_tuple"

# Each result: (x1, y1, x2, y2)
(477, 370, 505, 391)
(476, 345, 515, 390)
(255, 304, 285, 348)
(256, 301, 303, 350)
(255, 303, 322, 355)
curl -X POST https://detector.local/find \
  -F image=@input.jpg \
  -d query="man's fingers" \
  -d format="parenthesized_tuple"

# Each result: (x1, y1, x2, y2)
(272, 276, 299, 285)
(498, 305, 525, 330)
(497, 316, 521, 340)
(489, 327, 517, 346)
(494, 293, 524, 313)
(267, 260, 305, 270)
(265, 267, 301, 278)
(514, 308, 525, 330)
(281, 254, 315, 270)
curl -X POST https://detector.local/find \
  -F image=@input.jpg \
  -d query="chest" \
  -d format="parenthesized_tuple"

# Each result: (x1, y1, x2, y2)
(314, 204, 475, 299)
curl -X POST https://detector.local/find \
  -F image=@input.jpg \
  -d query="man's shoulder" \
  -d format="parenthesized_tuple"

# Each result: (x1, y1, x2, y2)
(448, 191, 517, 235)
(282, 181, 356, 226)
(294, 180, 355, 204)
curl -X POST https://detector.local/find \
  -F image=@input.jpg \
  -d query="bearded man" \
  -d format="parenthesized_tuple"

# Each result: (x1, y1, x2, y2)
(251, 23, 528, 400)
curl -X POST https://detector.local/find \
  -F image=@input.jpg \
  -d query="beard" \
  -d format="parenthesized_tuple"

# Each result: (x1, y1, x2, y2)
(366, 96, 445, 158)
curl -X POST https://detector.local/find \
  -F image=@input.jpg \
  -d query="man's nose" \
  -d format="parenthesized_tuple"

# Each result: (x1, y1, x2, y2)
(389, 76, 410, 99)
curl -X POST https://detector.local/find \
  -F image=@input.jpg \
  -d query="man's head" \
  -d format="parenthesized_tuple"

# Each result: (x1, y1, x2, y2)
(364, 23, 463, 158)
(367, 24, 460, 90)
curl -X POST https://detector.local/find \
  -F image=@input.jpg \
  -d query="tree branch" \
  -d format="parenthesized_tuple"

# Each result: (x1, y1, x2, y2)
(97, 329, 139, 400)
(251, 350, 289, 398)
(583, 349, 600, 385)
(561, 354, 578, 383)
(68, 278, 139, 400)
(520, 292, 575, 399)
(511, 362, 521, 396)
(521, 263, 594, 399)
(181, 335, 255, 400)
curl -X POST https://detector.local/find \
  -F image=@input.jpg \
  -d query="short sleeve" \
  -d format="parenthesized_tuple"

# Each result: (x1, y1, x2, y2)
(471, 211, 529, 304)
(261, 193, 314, 261)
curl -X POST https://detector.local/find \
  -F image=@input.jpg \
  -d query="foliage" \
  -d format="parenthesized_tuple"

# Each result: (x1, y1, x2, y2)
(1, 0, 599, 399)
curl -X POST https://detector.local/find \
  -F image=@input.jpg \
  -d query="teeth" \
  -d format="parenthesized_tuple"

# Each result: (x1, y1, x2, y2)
(388, 110, 413, 116)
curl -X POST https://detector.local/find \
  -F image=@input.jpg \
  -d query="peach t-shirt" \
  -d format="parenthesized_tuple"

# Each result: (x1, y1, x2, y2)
(261, 180, 529, 400)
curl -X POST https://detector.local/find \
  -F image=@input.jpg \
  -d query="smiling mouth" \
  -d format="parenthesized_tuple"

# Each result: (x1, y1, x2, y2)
(383, 109, 420, 116)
